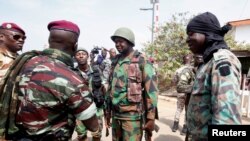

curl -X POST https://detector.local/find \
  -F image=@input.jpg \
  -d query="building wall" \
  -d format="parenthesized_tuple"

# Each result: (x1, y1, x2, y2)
(235, 25, 250, 43)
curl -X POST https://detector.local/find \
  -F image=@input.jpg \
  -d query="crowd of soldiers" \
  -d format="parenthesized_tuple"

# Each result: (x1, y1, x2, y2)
(0, 11, 245, 141)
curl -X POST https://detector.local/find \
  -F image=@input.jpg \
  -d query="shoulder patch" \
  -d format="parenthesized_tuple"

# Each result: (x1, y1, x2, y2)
(215, 61, 231, 70)
(219, 65, 231, 76)
(216, 61, 232, 76)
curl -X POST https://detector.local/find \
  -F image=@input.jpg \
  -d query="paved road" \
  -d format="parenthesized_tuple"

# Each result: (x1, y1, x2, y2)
(72, 95, 250, 141)
(72, 97, 186, 141)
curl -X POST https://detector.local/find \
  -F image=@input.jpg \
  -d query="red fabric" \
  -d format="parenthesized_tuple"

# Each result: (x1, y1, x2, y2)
(48, 20, 80, 35)
(0, 22, 25, 35)
(149, 57, 155, 63)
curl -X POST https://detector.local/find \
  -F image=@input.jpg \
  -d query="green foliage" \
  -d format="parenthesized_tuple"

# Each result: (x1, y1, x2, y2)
(225, 34, 250, 50)
(142, 12, 249, 91)
(143, 12, 192, 91)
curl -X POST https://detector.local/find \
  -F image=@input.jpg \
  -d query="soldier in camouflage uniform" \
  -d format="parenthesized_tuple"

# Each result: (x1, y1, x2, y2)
(179, 54, 203, 141)
(12, 20, 100, 140)
(172, 54, 193, 134)
(0, 22, 26, 80)
(106, 27, 158, 141)
(99, 49, 111, 89)
(186, 12, 242, 141)
(74, 47, 104, 141)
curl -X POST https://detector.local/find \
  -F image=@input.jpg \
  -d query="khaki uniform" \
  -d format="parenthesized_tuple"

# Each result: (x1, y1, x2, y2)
(0, 48, 18, 80)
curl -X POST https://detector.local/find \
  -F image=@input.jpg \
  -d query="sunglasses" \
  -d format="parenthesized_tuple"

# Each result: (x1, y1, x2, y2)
(1, 32, 26, 41)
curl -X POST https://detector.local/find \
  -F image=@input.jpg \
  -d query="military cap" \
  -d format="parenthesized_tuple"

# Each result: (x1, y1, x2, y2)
(0, 22, 25, 35)
(47, 20, 80, 36)
(75, 47, 88, 55)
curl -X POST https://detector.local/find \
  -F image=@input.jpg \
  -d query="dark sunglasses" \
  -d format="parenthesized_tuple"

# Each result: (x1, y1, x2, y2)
(1, 32, 26, 41)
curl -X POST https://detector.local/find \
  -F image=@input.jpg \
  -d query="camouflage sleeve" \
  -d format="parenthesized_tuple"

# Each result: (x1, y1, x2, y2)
(67, 83, 97, 121)
(102, 60, 111, 84)
(211, 57, 242, 124)
(176, 68, 194, 94)
(143, 61, 158, 120)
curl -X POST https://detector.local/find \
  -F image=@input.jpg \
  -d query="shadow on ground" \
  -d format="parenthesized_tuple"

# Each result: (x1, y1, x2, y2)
(159, 117, 173, 129)
(154, 134, 183, 141)
(159, 117, 186, 133)
(242, 116, 250, 123)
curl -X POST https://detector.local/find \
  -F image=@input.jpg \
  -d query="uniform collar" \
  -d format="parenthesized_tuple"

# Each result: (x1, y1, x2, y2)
(118, 50, 136, 65)
(0, 47, 18, 59)
(42, 48, 74, 67)
(77, 64, 93, 74)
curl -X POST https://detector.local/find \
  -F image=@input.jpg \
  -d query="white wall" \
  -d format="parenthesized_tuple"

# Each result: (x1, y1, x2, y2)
(235, 25, 250, 43)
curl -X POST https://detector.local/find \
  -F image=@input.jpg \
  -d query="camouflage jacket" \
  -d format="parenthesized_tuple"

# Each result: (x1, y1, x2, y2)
(99, 58, 111, 84)
(187, 49, 242, 140)
(173, 65, 190, 86)
(77, 65, 104, 116)
(0, 47, 18, 80)
(16, 48, 97, 138)
(109, 50, 158, 120)
(176, 65, 195, 94)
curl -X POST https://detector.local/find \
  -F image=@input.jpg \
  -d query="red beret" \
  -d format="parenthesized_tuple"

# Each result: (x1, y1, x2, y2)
(48, 20, 80, 36)
(0, 22, 25, 35)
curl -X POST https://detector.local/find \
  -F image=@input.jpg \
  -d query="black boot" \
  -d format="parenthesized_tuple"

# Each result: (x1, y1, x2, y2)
(172, 121, 179, 132)
(92, 137, 101, 141)
(181, 124, 187, 135)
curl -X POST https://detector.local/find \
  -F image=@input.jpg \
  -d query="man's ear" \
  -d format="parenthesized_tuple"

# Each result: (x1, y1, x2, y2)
(0, 33, 4, 43)
(0, 33, 4, 38)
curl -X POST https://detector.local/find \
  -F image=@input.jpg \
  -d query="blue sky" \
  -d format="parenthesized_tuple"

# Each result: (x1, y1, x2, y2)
(1, 0, 250, 53)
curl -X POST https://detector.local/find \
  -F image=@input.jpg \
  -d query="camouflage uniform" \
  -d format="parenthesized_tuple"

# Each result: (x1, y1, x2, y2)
(187, 49, 242, 141)
(15, 48, 97, 140)
(75, 65, 104, 140)
(109, 50, 158, 141)
(176, 65, 195, 138)
(99, 57, 111, 85)
(0, 47, 18, 80)
(173, 65, 193, 123)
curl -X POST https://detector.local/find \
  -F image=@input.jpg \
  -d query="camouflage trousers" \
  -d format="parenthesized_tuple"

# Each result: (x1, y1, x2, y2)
(75, 115, 103, 139)
(174, 93, 187, 123)
(112, 118, 142, 141)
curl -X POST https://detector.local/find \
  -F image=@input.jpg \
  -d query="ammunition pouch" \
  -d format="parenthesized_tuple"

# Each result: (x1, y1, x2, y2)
(127, 57, 142, 103)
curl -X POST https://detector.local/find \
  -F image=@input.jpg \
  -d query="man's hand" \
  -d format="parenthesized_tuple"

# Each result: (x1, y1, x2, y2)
(142, 119, 155, 141)
(143, 119, 155, 132)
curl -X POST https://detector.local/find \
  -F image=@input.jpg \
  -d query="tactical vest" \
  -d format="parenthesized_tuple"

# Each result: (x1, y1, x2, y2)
(110, 50, 144, 103)
(108, 51, 159, 120)
(0, 50, 41, 139)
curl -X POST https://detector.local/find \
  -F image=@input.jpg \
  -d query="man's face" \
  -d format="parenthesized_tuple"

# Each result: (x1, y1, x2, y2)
(0, 30, 26, 53)
(186, 32, 205, 54)
(109, 49, 116, 58)
(113, 37, 130, 54)
(101, 50, 107, 58)
(75, 51, 88, 65)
